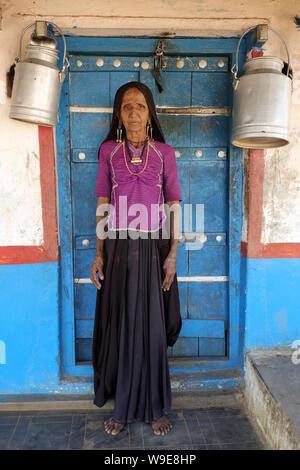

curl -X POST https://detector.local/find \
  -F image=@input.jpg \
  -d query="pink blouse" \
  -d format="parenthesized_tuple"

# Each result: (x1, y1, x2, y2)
(94, 139, 182, 232)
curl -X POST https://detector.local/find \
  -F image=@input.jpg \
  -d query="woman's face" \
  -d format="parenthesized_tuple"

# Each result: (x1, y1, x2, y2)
(118, 87, 151, 135)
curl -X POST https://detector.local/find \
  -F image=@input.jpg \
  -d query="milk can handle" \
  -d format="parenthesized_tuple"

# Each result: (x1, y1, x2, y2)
(15, 21, 70, 73)
(231, 24, 291, 82)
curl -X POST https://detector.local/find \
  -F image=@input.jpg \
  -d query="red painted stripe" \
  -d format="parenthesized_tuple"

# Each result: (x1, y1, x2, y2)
(240, 241, 300, 258)
(246, 149, 265, 257)
(38, 126, 60, 262)
(0, 126, 60, 265)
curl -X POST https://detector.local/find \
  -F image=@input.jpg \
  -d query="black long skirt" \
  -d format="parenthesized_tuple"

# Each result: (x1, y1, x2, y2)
(92, 228, 182, 424)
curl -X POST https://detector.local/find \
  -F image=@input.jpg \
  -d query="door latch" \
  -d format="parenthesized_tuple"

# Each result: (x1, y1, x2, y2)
(152, 39, 166, 93)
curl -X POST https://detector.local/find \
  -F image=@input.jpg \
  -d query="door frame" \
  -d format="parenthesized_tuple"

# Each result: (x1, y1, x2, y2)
(55, 35, 247, 379)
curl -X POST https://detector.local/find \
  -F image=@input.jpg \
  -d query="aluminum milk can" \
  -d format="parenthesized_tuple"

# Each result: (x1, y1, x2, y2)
(231, 25, 292, 148)
(9, 21, 69, 127)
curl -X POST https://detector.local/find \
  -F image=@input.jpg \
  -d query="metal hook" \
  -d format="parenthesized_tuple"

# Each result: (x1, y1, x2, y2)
(15, 20, 70, 75)
(231, 23, 291, 83)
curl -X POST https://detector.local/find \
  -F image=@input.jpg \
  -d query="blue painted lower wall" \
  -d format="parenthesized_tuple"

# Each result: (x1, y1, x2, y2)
(244, 258, 300, 351)
(0, 257, 299, 394)
(0, 262, 61, 393)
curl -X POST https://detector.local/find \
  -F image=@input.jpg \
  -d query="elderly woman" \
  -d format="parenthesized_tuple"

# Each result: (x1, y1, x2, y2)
(90, 81, 182, 436)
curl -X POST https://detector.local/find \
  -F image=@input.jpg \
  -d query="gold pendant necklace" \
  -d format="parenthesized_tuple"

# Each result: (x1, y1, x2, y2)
(123, 140, 150, 175)
(125, 136, 147, 164)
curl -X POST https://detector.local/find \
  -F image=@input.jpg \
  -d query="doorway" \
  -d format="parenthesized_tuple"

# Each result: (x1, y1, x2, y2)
(56, 36, 244, 381)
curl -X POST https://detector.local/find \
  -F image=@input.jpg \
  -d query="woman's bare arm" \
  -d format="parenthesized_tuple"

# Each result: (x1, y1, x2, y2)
(90, 196, 110, 289)
(167, 200, 181, 252)
(95, 196, 110, 256)
(161, 200, 180, 291)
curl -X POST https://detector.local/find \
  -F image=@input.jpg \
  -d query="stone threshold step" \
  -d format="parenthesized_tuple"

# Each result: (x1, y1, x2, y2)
(0, 378, 244, 412)
(61, 366, 244, 389)
(244, 348, 300, 450)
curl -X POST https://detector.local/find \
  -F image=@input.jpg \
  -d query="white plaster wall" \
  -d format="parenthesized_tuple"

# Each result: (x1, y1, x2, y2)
(261, 48, 300, 243)
(0, 0, 299, 247)
(0, 6, 43, 246)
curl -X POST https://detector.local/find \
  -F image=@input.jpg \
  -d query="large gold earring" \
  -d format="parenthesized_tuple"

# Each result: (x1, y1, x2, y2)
(146, 121, 153, 140)
(116, 126, 123, 143)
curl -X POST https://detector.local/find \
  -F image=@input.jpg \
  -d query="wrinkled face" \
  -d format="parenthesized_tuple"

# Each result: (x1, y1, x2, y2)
(118, 87, 151, 136)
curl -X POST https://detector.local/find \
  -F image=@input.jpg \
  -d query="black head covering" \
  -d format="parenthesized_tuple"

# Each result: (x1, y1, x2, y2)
(102, 81, 165, 145)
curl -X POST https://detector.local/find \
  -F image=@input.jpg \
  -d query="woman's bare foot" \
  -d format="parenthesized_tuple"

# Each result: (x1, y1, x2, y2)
(152, 415, 172, 435)
(104, 417, 125, 435)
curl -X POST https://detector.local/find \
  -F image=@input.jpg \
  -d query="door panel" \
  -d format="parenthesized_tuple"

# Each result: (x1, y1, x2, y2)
(188, 282, 228, 320)
(70, 113, 111, 147)
(191, 116, 229, 147)
(69, 72, 110, 106)
(67, 54, 230, 361)
(192, 72, 231, 107)
(155, 72, 191, 106)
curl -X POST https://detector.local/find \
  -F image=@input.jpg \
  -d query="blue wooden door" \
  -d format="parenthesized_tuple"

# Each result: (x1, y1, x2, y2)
(67, 54, 230, 361)
(141, 58, 230, 358)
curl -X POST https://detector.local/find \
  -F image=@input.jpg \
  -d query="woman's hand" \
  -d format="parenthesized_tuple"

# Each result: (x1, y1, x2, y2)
(162, 251, 177, 291)
(90, 255, 105, 290)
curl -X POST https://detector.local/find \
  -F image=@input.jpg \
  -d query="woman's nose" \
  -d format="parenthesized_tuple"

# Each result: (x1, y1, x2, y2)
(129, 110, 138, 118)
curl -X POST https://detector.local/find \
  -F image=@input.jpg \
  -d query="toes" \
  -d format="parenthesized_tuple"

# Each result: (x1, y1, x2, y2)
(105, 424, 113, 434)
(160, 422, 172, 435)
(104, 418, 125, 435)
(104, 417, 115, 434)
(152, 416, 172, 436)
(152, 424, 161, 435)
(104, 417, 113, 426)
(159, 425, 165, 435)
(111, 424, 124, 435)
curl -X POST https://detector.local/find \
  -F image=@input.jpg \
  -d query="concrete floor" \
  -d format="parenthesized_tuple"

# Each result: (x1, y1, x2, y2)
(0, 391, 266, 450)
(1, 350, 299, 450)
